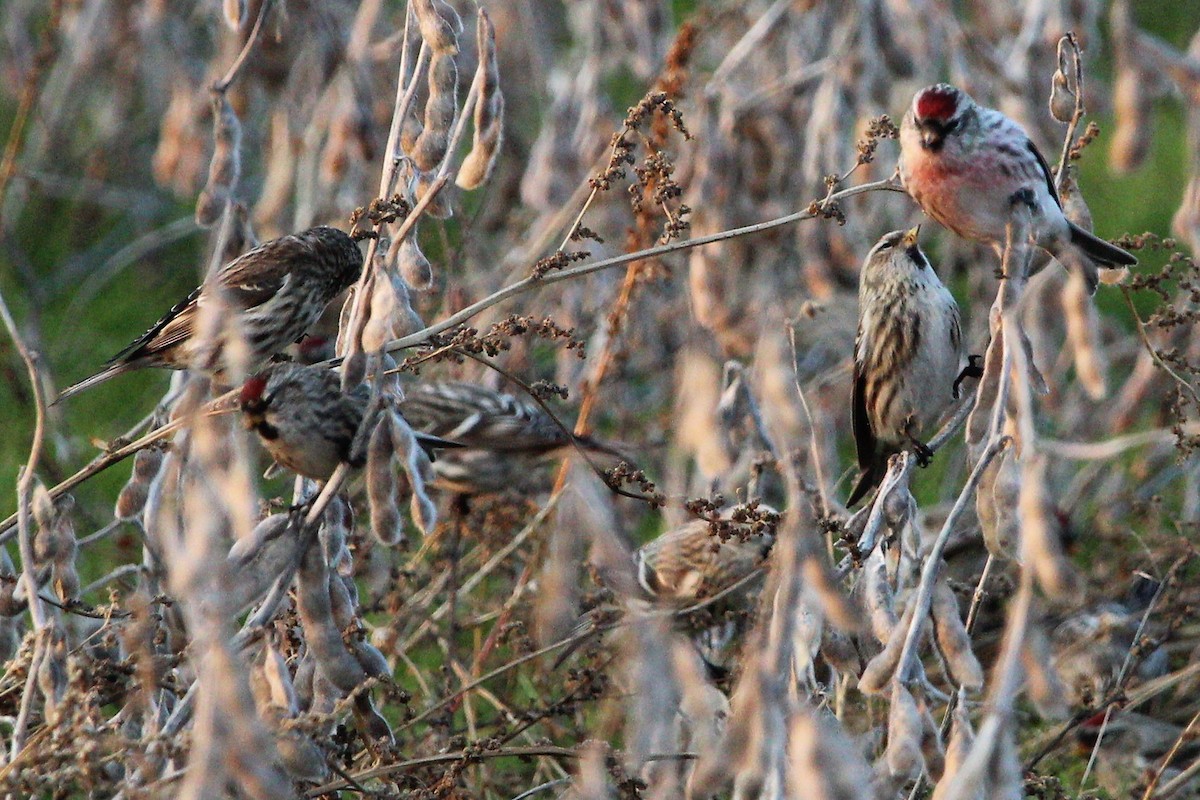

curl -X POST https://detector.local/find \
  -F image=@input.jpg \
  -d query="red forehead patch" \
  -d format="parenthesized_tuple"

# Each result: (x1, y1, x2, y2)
(915, 87, 958, 121)
(240, 375, 268, 406)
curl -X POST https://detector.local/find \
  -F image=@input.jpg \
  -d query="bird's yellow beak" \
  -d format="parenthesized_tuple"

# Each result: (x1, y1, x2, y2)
(902, 226, 921, 248)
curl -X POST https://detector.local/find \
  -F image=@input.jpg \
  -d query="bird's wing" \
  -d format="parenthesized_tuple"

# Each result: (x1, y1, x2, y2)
(217, 234, 313, 309)
(851, 331, 877, 470)
(1025, 138, 1062, 209)
(107, 285, 203, 364)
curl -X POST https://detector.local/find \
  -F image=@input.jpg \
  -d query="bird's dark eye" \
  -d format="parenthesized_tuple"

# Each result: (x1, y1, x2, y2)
(943, 117, 960, 134)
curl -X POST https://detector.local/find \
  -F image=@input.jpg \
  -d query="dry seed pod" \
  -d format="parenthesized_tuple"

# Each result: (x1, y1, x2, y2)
(397, 234, 433, 290)
(1062, 268, 1108, 400)
(319, 496, 352, 573)
(1172, 175, 1200, 253)
(195, 96, 242, 226)
(320, 112, 353, 184)
(414, 169, 454, 218)
(361, 273, 425, 353)
(222, 0, 246, 30)
(860, 599, 918, 694)
(987, 451, 1020, 559)
(787, 709, 875, 800)
(296, 542, 367, 693)
(1021, 624, 1070, 720)
(931, 703, 975, 800)
(391, 411, 438, 535)
(1049, 70, 1075, 123)
(225, 514, 301, 614)
(353, 693, 395, 743)
(411, 52, 458, 171)
(1110, 64, 1153, 174)
(400, 113, 423, 156)
(1019, 454, 1078, 600)
(930, 575, 984, 690)
(352, 639, 391, 678)
(116, 447, 165, 521)
(457, 11, 504, 190)
(262, 643, 299, 714)
(412, 0, 462, 55)
(366, 417, 404, 546)
(153, 82, 206, 195)
(0, 617, 20, 663)
(37, 626, 69, 725)
(885, 682, 925, 780)
(327, 569, 356, 630)
(864, 554, 899, 644)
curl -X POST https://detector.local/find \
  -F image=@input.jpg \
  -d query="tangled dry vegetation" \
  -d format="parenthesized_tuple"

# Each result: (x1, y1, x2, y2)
(2, 1, 1200, 798)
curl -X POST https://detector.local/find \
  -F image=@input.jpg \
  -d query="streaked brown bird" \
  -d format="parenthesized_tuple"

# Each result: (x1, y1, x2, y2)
(57, 226, 363, 402)
(398, 381, 623, 494)
(848, 228, 977, 506)
(239, 363, 455, 481)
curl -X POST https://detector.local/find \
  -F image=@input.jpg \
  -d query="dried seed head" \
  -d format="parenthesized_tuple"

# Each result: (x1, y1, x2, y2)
(412, 0, 462, 55)
(1062, 267, 1108, 399)
(411, 51, 459, 171)
(196, 95, 243, 226)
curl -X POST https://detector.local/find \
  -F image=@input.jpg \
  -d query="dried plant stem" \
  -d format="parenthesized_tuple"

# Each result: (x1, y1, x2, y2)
(1053, 32, 1085, 194)
(212, 0, 277, 93)
(1121, 288, 1200, 407)
(788, 324, 830, 515)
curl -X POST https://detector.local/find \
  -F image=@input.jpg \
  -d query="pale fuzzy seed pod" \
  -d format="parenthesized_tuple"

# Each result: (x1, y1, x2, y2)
(320, 111, 353, 184)
(1172, 174, 1200, 253)
(0, 617, 21, 663)
(361, 272, 426, 353)
(397, 234, 433, 290)
(1019, 454, 1078, 601)
(1062, 268, 1108, 400)
(919, 697, 947, 779)
(296, 542, 367, 693)
(885, 682, 926, 780)
(33, 491, 78, 603)
(153, 82, 207, 195)
(931, 703, 976, 800)
(115, 446, 165, 521)
(860, 598, 918, 695)
(1109, 64, 1153, 174)
(366, 417, 404, 546)
(320, 498, 352, 575)
(37, 625, 69, 725)
(352, 639, 391, 678)
(222, 0, 246, 30)
(864, 553, 899, 644)
(930, 576, 984, 691)
(457, 11, 504, 191)
(987, 451, 1021, 559)
(411, 52, 458, 171)
(225, 514, 300, 614)
(1048, 70, 1075, 123)
(254, 652, 331, 786)
(195, 96, 242, 226)
(414, 168, 455, 219)
(1021, 624, 1071, 720)
(412, 0, 462, 55)
(400, 113, 424, 156)
(821, 627, 862, 677)
(261, 643, 300, 715)
(353, 693, 395, 744)
(390, 411, 438, 536)
(787, 708, 875, 800)
(327, 569, 356, 630)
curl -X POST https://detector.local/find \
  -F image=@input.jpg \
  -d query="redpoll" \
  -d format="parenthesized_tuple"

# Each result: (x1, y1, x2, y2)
(899, 83, 1136, 293)
(1075, 710, 1200, 797)
(635, 516, 774, 605)
(239, 363, 454, 480)
(398, 381, 624, 494)
(848, 228, 977, 506)
(57, 226, 363, 401)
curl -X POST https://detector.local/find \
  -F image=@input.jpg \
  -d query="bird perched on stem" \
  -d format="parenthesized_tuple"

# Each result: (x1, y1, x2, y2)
(56, 226, 363, 402)
(898, 83, 1135, 293)
(848, 228, 977, 507)
(239, 363, 456, 481)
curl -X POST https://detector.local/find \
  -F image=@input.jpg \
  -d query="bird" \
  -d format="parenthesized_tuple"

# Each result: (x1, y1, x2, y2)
(238, 363, 456, 481)
(56, 226, 363, 402)
(396, 381, 625, 494)
(847, 228, 977, 506)
(898, 83, 1136, 293)
(634, 516, 776, 606)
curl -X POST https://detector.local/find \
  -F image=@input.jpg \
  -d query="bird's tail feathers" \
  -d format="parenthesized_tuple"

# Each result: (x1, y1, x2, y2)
(53, 363, 131, 405)
(1068, 223, 1137, 287)
(846, 461, 887, 507)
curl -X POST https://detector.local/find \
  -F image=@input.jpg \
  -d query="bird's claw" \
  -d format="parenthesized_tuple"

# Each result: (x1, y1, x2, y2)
(953, 355, 985, 399)
(910, 439, 934, 468)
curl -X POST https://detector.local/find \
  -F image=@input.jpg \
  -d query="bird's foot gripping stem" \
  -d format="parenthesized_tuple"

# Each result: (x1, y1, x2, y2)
(953, 354, 984, 399)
